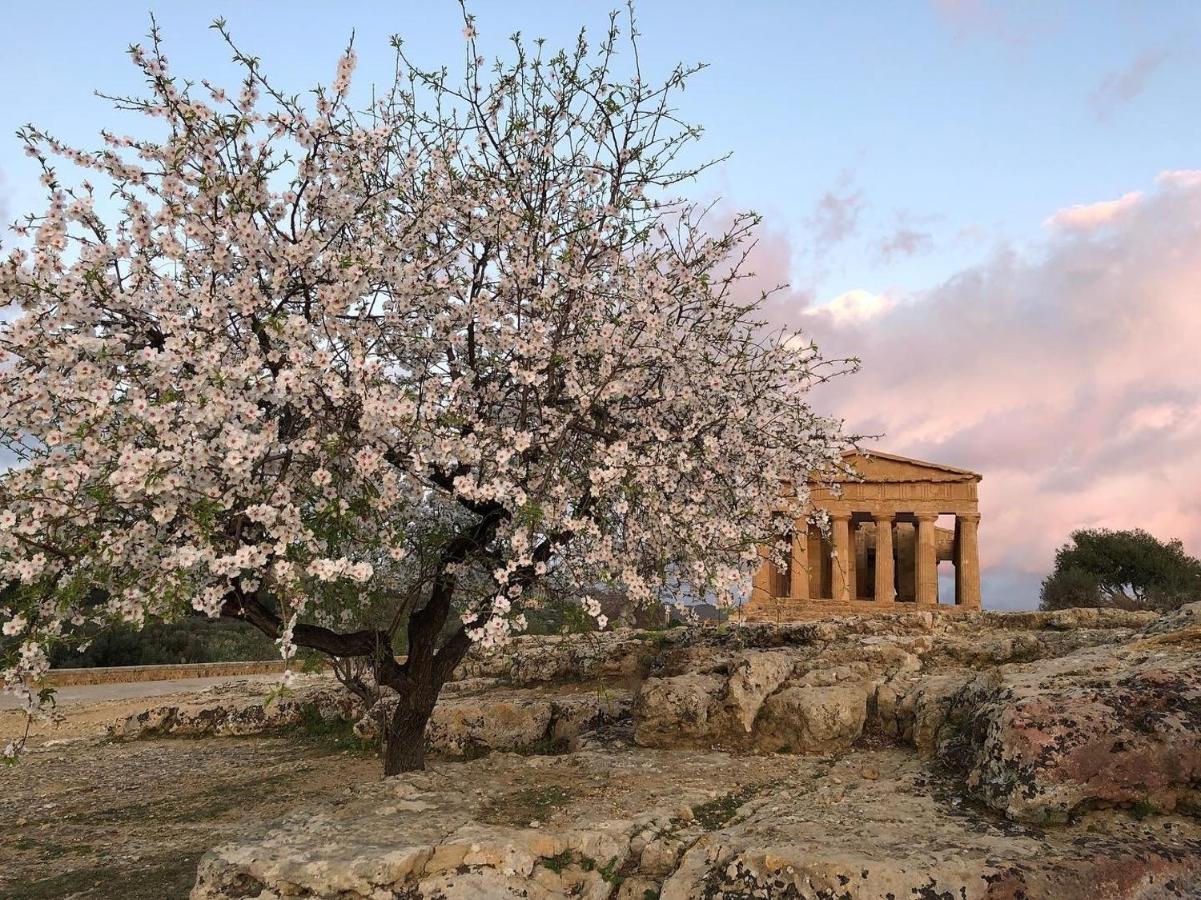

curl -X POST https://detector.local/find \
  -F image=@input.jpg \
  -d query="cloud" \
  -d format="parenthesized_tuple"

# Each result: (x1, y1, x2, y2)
(876, 225, 935, 261)
(724, 217, 816, 325)
(931, 0, 1031, 46)
(806, 173, 864, 250)
(1158, 169, 1201, 189)
(1044, 190, 1142, 231)
(805, 289, 894, 327)
(1090, 49, 1170, 119)
(932, 0, 994, 33)
(795, 171, 1201, 608)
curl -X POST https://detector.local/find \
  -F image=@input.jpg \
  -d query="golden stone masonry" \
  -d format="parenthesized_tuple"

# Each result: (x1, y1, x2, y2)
(746, 451, 982, 621)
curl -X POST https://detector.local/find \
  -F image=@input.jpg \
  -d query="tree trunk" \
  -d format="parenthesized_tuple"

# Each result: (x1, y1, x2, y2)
(382, 701, 434, 775)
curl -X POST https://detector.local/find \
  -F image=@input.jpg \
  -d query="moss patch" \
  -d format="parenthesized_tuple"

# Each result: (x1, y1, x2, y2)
(693, 785, 759, 831)
(2, 852, 203, 900)
(479, 784, 574, 826)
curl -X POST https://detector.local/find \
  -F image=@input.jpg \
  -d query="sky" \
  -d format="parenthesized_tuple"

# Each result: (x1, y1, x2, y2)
(1, 1, 1200, 609)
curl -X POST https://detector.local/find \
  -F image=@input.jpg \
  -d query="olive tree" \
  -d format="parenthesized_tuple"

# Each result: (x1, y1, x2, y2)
(1040, 528, 1201, 612)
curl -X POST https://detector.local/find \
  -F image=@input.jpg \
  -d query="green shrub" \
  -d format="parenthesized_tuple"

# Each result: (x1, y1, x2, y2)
(49, 616, 279, 668)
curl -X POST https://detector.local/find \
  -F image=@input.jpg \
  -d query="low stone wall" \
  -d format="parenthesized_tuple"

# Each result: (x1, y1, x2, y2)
(41, 660, 291, 687)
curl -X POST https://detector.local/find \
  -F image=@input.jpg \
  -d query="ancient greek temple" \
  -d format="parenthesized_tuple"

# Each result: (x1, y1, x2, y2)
(745, 451, 982, 621)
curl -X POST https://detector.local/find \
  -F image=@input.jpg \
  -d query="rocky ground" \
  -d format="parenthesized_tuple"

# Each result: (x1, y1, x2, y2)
(4, 602, 1201, 898)
(0, 707, 381, 899)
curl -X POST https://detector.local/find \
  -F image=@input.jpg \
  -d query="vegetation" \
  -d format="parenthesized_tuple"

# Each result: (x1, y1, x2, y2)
(48, 616, 277, 668)
(290, 702, 376, 756)
(479, 784, 574, 826)
(692, 785, 758, 830)
(1040, 528, 1201, 612)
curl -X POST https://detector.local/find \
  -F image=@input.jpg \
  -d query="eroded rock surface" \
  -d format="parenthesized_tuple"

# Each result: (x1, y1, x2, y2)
(107, 677, 360, 739)
(112, 678, 630, 758)
(192, 748, 1201, 900)
(183, 603, 1201, 898)
(631, 604, 1201, 824)
(111, 605, 1201, 837)
(938, 643, 1201, 823)
(661, 751, 1201, 899)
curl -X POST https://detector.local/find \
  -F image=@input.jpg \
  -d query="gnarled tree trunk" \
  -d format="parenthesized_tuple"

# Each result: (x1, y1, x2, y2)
(383, 700, 435, 775)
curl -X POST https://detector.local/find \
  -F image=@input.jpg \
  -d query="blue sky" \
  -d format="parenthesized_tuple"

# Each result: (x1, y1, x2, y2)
(4, 1, 1199, 297)
(3, 1, 1200, 609)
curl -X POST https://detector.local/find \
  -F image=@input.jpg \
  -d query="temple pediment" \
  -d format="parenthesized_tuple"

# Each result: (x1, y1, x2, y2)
(840, 450, 982, 485)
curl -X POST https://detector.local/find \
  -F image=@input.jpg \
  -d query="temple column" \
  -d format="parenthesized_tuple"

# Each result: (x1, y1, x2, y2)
(915, 513, 938, 606)
(831, 512, 853, 603)
(847, 520, 858, 600)
(807, 527, 824, 598)
(956, 513, 982, 609)
(751, 542, 776, 605)
(790, 522, 810, 600)
(854, 527, 869, 599)
(873, 513, 895, 604)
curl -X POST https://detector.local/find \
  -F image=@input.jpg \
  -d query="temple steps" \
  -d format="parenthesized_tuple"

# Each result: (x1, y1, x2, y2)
(743, 598, 978, 623)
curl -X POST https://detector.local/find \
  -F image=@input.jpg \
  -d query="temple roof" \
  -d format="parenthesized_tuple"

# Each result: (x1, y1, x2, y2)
(840, 449, 983, 483)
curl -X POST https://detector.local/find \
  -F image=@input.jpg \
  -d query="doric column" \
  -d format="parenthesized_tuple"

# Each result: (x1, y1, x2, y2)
(790, 521, 810, 600)
(846, 520, 858, 600)
(751, 542, 776, 605)
(956, 513, 982, 609)
(807, 527, 824, 598)
(831, 512, 853, 603)
(873, 513, 895, 604)
(915, 513, 938, 606)
(854, 527, 869, 599)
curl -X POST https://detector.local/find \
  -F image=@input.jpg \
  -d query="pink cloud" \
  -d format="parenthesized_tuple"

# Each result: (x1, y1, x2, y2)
(1043, 190, 1142, 231)
(1158, 169, 1201, 189)
(793, 172, 1201, 607)
(931, 0, 1034, 46)
(721, 214, 816, 324)
(877, 224, 934, 261)
(806, 173, 864, 250)
(1090, 49, 1171, 119)
(804, 289, 894, 327)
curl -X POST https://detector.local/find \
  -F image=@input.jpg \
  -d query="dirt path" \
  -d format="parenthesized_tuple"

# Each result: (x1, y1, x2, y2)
(0, 675, 284, 712)
(0, 682, 381, 900)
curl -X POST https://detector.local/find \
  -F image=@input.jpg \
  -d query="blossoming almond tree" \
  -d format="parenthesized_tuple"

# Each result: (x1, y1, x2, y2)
(0, 11, 854, 773)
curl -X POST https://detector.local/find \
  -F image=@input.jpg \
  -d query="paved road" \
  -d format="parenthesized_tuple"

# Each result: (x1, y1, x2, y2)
(0, 674, 283, 710)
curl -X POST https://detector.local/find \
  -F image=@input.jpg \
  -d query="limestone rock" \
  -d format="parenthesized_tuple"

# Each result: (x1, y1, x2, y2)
(108, 680, 358, 740)
(638, 834, 687, 876)
(722, 650, 796, 734)
(41, 603, 1201, 899)
(887, 670, 978, 756)
(191, 749, 743, 900)
(614, 875, 662, 899)
(938, 644, 1201, 823)
(754, 683, 868, 754)
(658, 751, 1201, 900)
(358, 689, 632, 755)
(631, 673, 725, 748)
(192, 748, 1201, 900)
(113, 678, 631, 759)
(425, 697, 555, 755)
(454, 629, 653, 684)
